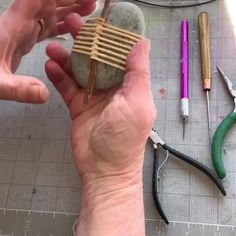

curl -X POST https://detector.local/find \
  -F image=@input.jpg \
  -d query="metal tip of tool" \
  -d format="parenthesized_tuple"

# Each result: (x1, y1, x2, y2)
(206, 91, 211, 142)
(183, 117, 186, 140)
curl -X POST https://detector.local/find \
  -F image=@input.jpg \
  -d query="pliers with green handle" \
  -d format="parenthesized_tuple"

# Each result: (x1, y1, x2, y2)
(212, 66, 236, 179)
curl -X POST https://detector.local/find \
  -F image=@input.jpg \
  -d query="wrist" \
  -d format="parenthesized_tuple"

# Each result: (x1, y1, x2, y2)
(76, 159, 145, 236)
(78, 179, 144, 236)
(81, 175, 143, 209)
(81, 165, 143, 194)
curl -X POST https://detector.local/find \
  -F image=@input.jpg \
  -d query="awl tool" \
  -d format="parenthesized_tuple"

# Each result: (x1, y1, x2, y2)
(198, 12, 212, 141)
(180, 19, 189, 139)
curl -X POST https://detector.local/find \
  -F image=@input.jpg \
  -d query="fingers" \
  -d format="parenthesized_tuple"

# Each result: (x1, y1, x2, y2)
(75, 0, 97, 5)
(64, 13, 85, 38)
(51, 22, 68, 36)
(56, 0, 76, 7)
(49, 11, 84, 40)
(56, 3, 96, 21)
(0, 74, 49, 104)
(56, 5, 80, 22)
(56, 0, 97, 7)
(46, 42, 69, 67)
(74, 2, 97, 16)
(46, 42, 73, 75)
(46, 42, 110, 118)
(45, 60, 81, 108)
(52, 13, 84, 38)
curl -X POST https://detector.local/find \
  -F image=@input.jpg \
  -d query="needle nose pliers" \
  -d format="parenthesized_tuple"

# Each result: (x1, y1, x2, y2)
(149, 129, 226, 225)
(212, 67, 236, 179)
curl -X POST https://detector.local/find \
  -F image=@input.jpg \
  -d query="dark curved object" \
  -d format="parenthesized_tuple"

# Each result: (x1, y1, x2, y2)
(152, 148, 169, 224)
(162, 144, 226, 196)
(131, 0, 217, 8)
(151, 142, 226, 225)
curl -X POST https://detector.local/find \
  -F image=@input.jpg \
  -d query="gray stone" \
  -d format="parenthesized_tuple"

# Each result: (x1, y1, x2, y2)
(72, 2, 145, 90)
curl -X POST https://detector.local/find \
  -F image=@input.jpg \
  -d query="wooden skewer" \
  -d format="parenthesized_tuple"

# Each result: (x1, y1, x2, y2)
(72, 18, 142, 69)
(85, 0, 111, 105)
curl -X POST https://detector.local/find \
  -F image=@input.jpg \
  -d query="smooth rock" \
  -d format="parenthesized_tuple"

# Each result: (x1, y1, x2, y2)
(72, 2, 145, 90)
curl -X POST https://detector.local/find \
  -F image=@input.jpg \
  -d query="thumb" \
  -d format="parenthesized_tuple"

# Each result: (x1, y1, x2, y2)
(122, 38, 151, 101)
(0, 74, 49, 103)
(120, 38, 155, 135)
(126, 38, 150, 74)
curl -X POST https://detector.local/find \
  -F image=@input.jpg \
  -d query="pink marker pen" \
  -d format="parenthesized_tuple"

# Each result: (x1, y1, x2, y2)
(180, 19, 189, 139)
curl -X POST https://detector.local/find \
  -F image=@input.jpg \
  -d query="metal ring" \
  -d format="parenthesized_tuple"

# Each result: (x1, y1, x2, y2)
(38, 18, 46, 34)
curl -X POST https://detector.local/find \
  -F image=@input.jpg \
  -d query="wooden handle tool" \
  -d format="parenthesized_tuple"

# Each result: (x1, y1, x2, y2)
(198, 12, 211, 91)
(198, 12, 212, 141)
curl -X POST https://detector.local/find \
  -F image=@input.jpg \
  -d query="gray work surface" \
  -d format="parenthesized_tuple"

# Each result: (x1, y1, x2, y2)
(0, 0, 236, 234)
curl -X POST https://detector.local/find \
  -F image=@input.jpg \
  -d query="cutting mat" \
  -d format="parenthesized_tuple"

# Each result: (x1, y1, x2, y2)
(0, 0, 236, 234)
(1, 209, 236, 236)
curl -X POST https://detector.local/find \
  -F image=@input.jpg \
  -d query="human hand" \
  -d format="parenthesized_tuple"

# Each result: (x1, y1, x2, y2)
(46, 13, 156, 235)
(0, 0, 96, 103)
(46, 14, 156, 187)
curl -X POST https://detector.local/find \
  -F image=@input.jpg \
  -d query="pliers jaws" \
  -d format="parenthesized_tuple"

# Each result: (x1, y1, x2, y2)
(217, 66, 236, 99)
(212, 67, 236, 178)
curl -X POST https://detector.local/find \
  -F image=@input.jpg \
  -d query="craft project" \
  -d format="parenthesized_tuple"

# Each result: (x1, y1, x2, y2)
(71, 0, 145, 102)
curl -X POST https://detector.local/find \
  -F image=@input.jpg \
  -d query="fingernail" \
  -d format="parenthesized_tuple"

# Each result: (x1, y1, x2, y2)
(40, 86, 49, 103)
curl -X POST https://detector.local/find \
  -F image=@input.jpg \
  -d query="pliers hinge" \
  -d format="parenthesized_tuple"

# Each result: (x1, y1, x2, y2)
(233, 98, 236, 113)
(149, 130, 165, 147)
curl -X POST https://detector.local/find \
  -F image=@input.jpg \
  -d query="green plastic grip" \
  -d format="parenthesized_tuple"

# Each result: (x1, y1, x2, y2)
(212, 112, 236, 179)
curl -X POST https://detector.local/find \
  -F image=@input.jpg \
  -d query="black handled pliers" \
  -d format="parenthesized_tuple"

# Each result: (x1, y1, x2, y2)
(149, 129, 226, 225)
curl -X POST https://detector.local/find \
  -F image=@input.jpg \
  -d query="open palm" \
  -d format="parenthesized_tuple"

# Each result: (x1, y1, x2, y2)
(0, 0, 96, 103)
(45, 15, 156, 182)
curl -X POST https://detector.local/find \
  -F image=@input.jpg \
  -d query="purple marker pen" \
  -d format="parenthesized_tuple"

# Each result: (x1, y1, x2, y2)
(180, 19, 189, 139)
